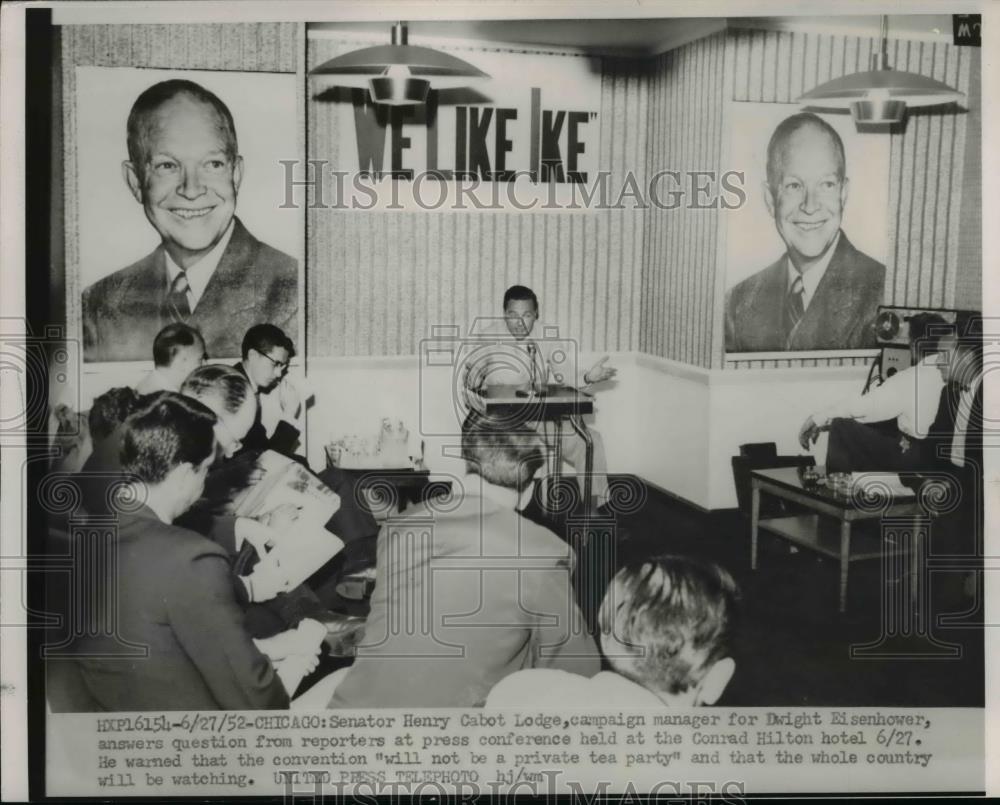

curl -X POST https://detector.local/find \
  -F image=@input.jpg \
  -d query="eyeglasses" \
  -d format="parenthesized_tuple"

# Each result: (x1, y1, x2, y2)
(255, 349, 289, 371)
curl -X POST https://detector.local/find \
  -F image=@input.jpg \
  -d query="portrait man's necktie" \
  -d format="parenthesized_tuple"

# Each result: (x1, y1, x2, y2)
(168, 271, 191, 320)
(785, 274, 805, 339)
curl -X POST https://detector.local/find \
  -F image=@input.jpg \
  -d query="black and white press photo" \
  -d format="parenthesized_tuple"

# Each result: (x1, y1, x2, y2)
(0, 4, 991, 802)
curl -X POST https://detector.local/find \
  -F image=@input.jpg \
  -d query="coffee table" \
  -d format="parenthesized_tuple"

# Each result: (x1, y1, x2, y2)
(750, 467, 922, 612)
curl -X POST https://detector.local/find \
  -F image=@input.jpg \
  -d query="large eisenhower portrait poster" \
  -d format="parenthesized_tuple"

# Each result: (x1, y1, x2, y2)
(71, 67, 300, 363)
(723, 102, 891, 356)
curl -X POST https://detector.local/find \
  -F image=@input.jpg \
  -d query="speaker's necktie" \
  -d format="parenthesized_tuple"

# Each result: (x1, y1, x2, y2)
(168, 271, 191, 320)
(785, 274, 805, 339)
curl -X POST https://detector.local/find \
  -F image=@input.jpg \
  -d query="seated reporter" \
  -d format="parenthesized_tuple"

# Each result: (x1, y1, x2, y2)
(798, 314, 948, 473)
(233, 323, 303, 458)
(321, 410, 600, 708)
(488, 555, 739, 707)
(136, 322, 208, 395)
(75, 370, 363, 644)
(232, 323, 379, 588)
(175, 365, 368, 640)
(71, 393, 321, 711)
(918, 326, 984, 563)
(79, 370, 281, 563)
(928, 326, 984, 479)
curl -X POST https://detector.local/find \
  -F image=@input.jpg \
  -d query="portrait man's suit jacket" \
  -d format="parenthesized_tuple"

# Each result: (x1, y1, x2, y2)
(82, 217, 297, 362)
(70, 505, 288, 711)
(724, 232, 886, 353)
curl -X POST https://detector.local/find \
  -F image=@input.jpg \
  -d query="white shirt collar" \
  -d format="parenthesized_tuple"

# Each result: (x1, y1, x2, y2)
(164, 219, 236, 311)
(787, 230, 841, 310)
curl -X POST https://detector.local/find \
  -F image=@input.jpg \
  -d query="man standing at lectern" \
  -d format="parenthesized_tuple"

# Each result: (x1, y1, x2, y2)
(725, 112, 885, 353)
(467, 285, 616, 506)
(82, 79, 297, 362)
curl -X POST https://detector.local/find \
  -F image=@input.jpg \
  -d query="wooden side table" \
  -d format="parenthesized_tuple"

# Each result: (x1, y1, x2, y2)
(751, 467, 922, 612)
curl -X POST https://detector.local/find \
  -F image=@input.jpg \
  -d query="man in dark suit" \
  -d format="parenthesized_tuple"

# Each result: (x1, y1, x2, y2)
(231, 324, 380, 594)
(923, 327, 984, 552)
(725, 112, 885, 353)
(233, 323, 302, 458)
(82, 79, 296, 362)
(69, 393, 311, 710)
(71, 369, 363, 643)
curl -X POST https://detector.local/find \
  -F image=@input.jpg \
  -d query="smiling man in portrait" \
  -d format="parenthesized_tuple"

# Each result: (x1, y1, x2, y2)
(81, 79, 297, 362)
(724, 112, 885, 353)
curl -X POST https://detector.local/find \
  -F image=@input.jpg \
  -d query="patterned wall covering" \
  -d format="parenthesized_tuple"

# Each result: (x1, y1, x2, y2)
(306, 39, 648, 357)
(955, 50, 982, 312)
(62, 23, 298, 71)
(638, 33, 728, 368)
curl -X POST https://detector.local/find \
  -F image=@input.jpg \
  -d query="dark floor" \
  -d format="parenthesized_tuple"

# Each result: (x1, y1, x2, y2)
(537, 478, 985, 708)
(303, 475, 984, 707)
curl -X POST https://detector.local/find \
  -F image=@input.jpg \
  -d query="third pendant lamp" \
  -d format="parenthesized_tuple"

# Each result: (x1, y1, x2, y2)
(797, 16, 964, 126)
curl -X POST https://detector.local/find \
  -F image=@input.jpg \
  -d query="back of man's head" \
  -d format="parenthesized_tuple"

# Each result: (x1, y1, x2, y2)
(503, 285, 538, 311)
(766, 112, 846, 194)
(153, 323, 206, 369)
(120, 392, 216, 484)
(599, 555, 739, 706)
(88, 386, 146, 442)
(180, 364, 252, 416)
(126, 79, 238, 175)
(905, 312, 948, 360)
(461, 410, 545, 491)
(241, 324, 295, 361)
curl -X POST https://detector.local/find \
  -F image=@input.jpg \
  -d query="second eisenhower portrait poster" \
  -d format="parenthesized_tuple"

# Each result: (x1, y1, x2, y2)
(723, 102, 890, 355)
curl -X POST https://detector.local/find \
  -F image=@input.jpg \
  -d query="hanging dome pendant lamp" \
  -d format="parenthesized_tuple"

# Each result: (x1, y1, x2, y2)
(311, 22, 489, 107)
(797, 16, 964, 126)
